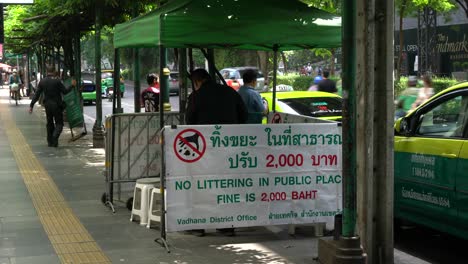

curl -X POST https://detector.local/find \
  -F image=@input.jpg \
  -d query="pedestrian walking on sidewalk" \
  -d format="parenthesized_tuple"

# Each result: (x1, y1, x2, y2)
(9, 69, 21, 99)
(29, 66, 68, 147)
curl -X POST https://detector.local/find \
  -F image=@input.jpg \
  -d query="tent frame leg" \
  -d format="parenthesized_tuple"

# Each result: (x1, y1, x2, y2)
(155, 237, 170, 253)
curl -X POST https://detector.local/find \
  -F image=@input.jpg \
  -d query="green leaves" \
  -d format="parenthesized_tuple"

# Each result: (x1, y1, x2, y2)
(300, 0, 340, 14)
(412, 0, 455, 11)
(396, 0, 456, 15)
(4, 0, 158, 53)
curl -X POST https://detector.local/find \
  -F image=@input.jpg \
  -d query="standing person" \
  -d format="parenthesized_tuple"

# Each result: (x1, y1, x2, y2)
(141, 73, 160, 112)
(237, 69, 267, 123)
(317, 70, 337, 94)
(18, 68, 26, 97)
(186, 68, 247, 125)
(9, 69, 21, 99)
(185, 68, 247, 237)
(306, 63, 312, 76)
(411, 75, 434, 109)
(29, 67, 68, 147)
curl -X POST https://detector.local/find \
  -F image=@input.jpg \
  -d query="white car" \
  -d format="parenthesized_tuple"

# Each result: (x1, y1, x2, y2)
(220, 67, 265, 91)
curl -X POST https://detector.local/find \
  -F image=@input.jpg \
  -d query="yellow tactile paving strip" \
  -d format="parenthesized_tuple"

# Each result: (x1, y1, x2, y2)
(0, 105, 111, 264)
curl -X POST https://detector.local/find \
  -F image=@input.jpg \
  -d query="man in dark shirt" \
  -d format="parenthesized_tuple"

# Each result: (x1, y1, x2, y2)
(185, 69, 247, 237)
(317, 70, 337, 94)
(29, 67, 68, 147)
(186, 68, 247, 125)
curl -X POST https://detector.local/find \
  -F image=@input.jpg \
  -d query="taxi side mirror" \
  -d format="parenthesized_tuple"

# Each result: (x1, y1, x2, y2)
(395, 117, 409, 135)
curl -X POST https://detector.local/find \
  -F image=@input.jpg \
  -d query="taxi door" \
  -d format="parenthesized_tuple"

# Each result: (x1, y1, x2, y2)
(395, 90, 467, 235)
(455, 96, 468, 238)
(457, 141, 468, 237)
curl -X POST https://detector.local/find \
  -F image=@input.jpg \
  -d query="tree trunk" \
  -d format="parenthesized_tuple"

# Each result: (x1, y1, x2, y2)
(396, 0, 407, 80)
(173, 48, 179, 70)
(63, 37, 75, 77)
(330, 48, 336, 76)
(257, 51, 269, 84)
(455, 0, 468, 18)
(188, 48, 194, 72)
(280, 51, 288, 73)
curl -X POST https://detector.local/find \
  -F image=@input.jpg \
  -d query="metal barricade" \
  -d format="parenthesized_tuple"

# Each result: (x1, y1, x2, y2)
(102, 112, 181, 212)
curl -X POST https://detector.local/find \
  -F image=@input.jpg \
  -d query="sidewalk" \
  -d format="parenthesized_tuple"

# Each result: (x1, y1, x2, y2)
(0, 88, 429, 264)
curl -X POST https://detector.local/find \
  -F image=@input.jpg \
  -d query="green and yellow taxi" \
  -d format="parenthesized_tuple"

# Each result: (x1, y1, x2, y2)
(81, 80, 96, 104)
(260, 85, 342, 122)
(394, 82, 468, 239)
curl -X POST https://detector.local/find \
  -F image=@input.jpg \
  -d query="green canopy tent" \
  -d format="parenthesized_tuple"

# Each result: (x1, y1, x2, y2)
(114, 0, 341, 50)
(113, 0, 341, 111)
(113, 0, 341, 251)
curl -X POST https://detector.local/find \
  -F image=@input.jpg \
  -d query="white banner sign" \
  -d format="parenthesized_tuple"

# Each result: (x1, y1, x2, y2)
(164, 123, 342, 232)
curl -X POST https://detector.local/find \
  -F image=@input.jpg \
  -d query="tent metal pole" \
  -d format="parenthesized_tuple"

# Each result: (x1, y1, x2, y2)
(133, 48, 141, 113)
(156, 45, 170, 252)
(132, 3, 141, 113)
(272, 45, 278, 113)
(160, 46, 171, 111)
(207, 49, 216, 80)
(178, 48, 188, 123)
(93, 2, 105, 148)
(114, 49, 123, 113)
(342, 0, 357, 238)
(159, 45, 166, 129)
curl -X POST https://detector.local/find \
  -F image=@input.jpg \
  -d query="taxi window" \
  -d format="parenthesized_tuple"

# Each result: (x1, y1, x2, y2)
(417, 95, 467, 138)
(221, 70, 237, 79)
(101, 72, 113, 79)
(279, 97, 342, 118)
(82, 84, 95, 92)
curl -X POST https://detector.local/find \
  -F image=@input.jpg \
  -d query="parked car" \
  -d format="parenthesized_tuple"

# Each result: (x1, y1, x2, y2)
(260, 89, 342, 122)
(220, 67, 265, 91)
(101, 70, 125, 98)
(394, 81, 468, 239)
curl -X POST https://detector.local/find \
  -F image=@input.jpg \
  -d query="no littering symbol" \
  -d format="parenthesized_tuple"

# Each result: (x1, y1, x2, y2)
(271, 113, 283, 124)
(173, 129, 206, 163)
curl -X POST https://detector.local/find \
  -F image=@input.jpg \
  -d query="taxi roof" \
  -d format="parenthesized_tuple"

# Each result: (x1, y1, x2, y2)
(438, 81, 468, 94)
(408, 81, 468, 115)
(260, 91, 341, 99)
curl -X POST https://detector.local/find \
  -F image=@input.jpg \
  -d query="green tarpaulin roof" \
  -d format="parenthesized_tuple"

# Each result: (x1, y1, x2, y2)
(114, 0, 341, 51)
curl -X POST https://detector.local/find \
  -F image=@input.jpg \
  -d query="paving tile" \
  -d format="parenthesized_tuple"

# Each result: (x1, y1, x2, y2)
(10, 254, 60, 264)
(0, 228, 50, 248)
(0, 216, 43, 232)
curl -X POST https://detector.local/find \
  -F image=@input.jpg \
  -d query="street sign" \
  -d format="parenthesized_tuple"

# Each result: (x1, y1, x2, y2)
(63, 85, 84, 129)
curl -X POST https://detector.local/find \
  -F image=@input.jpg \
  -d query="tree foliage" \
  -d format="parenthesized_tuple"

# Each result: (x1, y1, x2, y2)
(300, 0, 341, 14)
(4, 0, 157, 76)
(395, 0, 456, 79)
